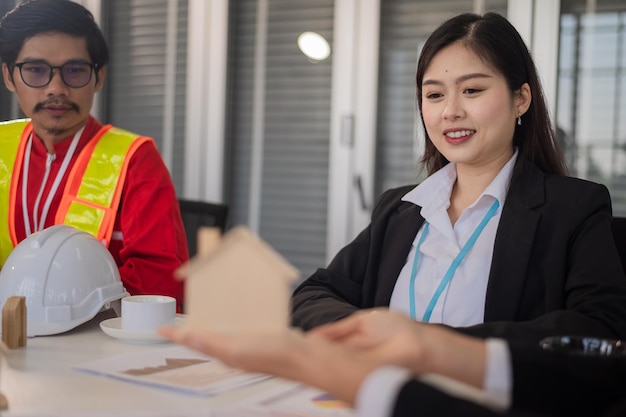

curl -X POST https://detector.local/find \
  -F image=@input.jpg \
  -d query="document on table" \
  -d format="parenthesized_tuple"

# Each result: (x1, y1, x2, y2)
(75, 345, 270, 396)
(214, 381, 357, 417)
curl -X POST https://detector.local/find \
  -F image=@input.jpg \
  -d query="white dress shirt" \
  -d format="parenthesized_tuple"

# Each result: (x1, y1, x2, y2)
(389, 151, 518, 326)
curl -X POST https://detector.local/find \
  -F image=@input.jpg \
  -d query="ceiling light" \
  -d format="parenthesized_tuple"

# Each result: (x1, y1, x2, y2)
(297, 31, 331, 62)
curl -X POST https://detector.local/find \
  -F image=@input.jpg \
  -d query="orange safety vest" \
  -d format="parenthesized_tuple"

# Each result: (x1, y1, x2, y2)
(0, 119, 152, 266)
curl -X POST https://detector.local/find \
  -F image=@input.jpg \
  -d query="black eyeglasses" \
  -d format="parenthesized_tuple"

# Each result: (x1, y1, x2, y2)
(13, 61, 98, 88)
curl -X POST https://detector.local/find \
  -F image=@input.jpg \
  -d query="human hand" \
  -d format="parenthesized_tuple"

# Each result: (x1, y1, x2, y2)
(310, 309, 487, 388)
(158, 326, 378, 404)
(308, 309, 440, 373)
(159, 326, 312, 376)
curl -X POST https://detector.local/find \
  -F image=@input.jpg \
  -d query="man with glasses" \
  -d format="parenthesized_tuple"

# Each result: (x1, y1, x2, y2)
(0, 0, 188, 309)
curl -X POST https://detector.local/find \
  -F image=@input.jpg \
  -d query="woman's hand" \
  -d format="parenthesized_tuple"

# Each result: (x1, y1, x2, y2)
(309, 309, 440, 372)
(310, 309, 487, 388)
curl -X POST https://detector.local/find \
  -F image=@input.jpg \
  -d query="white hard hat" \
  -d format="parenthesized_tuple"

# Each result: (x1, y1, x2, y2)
(0, 225, 129, 337)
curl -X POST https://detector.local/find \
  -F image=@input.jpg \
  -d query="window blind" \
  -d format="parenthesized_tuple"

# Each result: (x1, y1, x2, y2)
(226, 0, 333, 278)
(103, 0, 188, 191)
(0, 0, 18, 121)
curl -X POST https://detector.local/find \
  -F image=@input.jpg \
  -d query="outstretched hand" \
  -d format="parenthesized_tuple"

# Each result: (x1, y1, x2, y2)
(159, 326, 316, 377)
(158, 325, 378, 404)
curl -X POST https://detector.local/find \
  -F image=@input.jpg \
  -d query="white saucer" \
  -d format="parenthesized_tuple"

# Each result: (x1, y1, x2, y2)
(99, 315, 186, 344)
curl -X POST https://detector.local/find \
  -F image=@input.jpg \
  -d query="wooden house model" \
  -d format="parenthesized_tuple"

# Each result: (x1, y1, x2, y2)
(181, 226, 299, 334)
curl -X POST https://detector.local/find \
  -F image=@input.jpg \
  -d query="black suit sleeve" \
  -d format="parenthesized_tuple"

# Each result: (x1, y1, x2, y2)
(391, 346, 626, 417)
(508, 344, 626, 417)
(291, 186, 417, 330)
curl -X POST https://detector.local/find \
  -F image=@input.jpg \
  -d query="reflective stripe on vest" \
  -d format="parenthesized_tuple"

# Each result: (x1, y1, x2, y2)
(56, 126, 150, 246)
(0, 119, 30, 266)
(0, 122, 151, 267)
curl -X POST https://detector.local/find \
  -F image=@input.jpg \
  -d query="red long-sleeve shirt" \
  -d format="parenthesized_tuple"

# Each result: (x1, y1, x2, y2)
(13, 116, 188, 307)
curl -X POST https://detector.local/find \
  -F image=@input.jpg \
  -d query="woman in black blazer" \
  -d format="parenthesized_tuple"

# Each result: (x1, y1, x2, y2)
(291, 12, 626, 343)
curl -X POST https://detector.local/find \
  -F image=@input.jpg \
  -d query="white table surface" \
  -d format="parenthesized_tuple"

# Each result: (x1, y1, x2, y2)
(0, 310, 298, 417)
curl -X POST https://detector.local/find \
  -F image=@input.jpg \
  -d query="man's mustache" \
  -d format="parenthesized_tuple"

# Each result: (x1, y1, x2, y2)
(33, 99, 80, 113)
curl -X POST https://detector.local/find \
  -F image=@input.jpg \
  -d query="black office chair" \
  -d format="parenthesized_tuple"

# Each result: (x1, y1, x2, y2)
(612, 217, 626, 273)
(178, 199, 229, 257)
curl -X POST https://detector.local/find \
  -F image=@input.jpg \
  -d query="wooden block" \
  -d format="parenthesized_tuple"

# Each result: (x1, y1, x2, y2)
(0, 392, 7, 410)
(174, 227, 222, 280)
(2, 296, 27, 349)
(196, 227, 222, 258)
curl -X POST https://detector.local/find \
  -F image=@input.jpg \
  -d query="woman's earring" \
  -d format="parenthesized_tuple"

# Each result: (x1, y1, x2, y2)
(517, 114, 522, 126)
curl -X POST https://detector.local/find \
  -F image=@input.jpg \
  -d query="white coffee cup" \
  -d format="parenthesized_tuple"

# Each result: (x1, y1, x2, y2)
(121, 295, 176, 332)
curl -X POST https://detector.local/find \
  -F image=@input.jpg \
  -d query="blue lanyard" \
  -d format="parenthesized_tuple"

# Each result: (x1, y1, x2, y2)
(408, 199, 500, 322)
